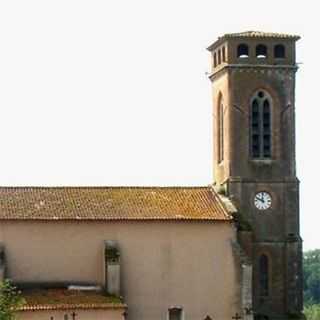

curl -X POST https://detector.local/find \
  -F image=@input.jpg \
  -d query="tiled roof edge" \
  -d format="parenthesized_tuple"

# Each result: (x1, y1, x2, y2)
(17, 303, 127, 312)
(223, 31, 300, 40)
(207, 31, 300, 51)
(0, 186, 211, 189)
(0, 216, 231, 221)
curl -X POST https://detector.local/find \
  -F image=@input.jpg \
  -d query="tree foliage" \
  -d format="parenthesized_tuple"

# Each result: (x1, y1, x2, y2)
(304, 304, 320, 320)
(0, 280, 24, 320)
(304, 249, 320, 305)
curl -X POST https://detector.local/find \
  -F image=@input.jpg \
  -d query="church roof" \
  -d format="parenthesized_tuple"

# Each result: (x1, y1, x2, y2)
(0, 186, 232, 221)
(222, 30, 300, 40)
(17, 288, 125, 311)
(207, 30, 300, 51)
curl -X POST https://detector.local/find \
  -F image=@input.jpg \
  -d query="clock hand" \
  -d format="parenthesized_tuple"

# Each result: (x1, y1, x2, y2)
(257, 196, 264, 203)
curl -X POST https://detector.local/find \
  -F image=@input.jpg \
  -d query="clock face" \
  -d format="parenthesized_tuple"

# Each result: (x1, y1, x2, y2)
(254, 192, 272, 210)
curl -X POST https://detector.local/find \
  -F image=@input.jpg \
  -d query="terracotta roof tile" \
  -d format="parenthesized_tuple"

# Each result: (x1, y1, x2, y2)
(207, 31, 300, 51)
(17, 288, 126, 311)
(223, 31, 300, 40)
(0, 187, 231, 221)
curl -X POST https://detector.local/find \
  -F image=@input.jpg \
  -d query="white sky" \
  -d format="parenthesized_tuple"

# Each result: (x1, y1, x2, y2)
(0, 1, 318, 251)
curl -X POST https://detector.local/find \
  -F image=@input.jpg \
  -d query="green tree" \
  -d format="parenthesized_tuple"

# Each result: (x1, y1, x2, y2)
(304, 249, 320, 305)
(0, 280, 25, 320)
(304, 304, 320, 320)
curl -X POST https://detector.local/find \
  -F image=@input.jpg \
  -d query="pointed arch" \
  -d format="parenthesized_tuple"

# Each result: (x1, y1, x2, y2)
(250, 90, 272, 159)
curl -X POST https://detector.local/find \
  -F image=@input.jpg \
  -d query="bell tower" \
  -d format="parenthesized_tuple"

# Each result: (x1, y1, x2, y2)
(207, 32, 303, 320)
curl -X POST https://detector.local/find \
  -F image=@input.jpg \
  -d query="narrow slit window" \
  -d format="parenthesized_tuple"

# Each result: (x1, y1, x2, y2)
(218, 96, 224, 163)
(213, 52, 217, 67)
(259, 254, 270, 296)
(218, 49, 221, 65)
(222, 46, 226, 62)
(250, 91, 272, 159)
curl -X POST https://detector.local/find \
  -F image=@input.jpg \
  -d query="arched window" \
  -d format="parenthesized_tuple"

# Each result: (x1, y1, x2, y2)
(217, 95, 224, 163)
(237, 44, 249, 58)
(259, 254, 270, 296)
(222, 46, 226, 62)
(250, 90, 272, 159)
(218, 49, 222, 65)
(213, 52, 217, 67)
(274, 44, 285, 58)
(256, 44, 267, 58)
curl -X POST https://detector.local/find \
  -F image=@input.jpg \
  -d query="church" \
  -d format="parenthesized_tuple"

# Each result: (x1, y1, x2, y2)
(0, 31, 303, 320)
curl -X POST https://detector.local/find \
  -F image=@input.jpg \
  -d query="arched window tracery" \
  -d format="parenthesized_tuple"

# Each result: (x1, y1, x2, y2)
(250, 90, 272, 159)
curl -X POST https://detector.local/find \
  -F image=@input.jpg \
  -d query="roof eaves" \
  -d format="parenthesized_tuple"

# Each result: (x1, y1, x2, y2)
(18, 303, 127, 311)
(207, 31, 300, 52)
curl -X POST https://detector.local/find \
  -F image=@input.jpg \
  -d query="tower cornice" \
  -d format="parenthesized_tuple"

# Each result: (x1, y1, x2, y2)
(208, 64, 298, 81)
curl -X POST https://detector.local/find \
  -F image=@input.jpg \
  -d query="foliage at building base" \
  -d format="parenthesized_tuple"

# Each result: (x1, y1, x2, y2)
(0, 280, 25, 320)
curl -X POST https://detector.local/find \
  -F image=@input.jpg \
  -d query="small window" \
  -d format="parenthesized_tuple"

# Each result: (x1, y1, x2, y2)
(256, 44, 267, 58)
(64, 315, 68, 320)
(222, 46, 226, 62)
(274, 44, 285, 58)
(168, 307, 183, 320)
(218, 49, 221, 65)
(237, 44, 249, 58)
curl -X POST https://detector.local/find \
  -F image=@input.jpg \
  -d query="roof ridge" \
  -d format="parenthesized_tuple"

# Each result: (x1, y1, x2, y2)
(223, 30, 300, 39)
